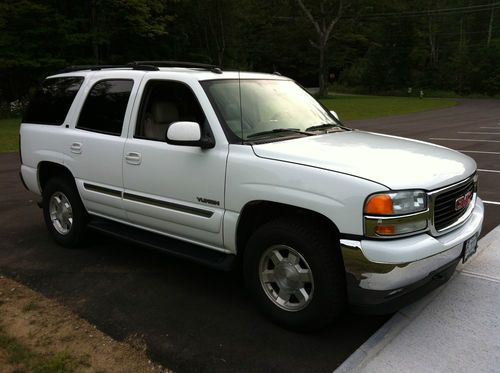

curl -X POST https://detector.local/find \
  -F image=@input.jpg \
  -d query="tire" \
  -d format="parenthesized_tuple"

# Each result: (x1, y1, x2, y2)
(243, 217, 346, 331)
(42, 176, 88, 248)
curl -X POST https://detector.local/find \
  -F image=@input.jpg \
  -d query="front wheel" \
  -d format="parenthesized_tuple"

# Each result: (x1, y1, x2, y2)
(42, 177, 87, 247)
(243, 217, 346, 331)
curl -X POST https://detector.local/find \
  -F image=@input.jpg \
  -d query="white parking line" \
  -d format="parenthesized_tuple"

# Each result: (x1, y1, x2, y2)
(458, 131, 500, 135)
(480, 127, 500, 129)
(458, 150, 500, 155)
(478, 169, 500, 173)
(484, 201, 500, 206)
(429, 138, 500, 143)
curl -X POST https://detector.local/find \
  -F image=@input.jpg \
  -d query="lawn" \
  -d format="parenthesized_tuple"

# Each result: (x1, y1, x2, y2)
(0, 117, 20, 153)
(0, 95, 457, 153)
(320, 95, 457, 121)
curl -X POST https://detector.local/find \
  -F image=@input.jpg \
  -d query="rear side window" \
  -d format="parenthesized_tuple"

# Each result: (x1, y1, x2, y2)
(23, 77, 84, 125)
(77, 79, 133, 136)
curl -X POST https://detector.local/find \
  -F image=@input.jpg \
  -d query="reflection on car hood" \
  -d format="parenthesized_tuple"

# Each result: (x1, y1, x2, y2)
(251, 130, 477, 190)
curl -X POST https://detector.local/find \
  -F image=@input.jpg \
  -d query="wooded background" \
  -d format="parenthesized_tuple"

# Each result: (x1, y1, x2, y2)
(1, 0, 500, 105)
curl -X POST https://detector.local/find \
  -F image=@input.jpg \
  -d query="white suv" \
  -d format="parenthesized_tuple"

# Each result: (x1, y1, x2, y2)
(19, 62, 484, 331)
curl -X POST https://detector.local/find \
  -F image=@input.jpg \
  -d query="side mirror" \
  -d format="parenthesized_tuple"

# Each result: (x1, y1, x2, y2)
(166, 121, 215, 149)
(330, 110, 339, 120)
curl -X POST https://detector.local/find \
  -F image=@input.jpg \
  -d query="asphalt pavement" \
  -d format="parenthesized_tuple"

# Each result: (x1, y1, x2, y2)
(0, 151, 386, 373)
(1, 98, 499, 372)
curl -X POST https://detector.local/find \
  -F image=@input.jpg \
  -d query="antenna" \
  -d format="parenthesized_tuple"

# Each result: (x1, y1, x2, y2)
(238, 70, 244, 143)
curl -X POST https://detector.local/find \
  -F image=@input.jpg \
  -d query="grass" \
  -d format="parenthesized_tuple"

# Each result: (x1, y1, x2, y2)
(0, 117, 20, 153)
(0, 328, 89, 372)
(22, 300, 39, 313)
(319, 95, 457, 121)
(330, 84, 500, 99)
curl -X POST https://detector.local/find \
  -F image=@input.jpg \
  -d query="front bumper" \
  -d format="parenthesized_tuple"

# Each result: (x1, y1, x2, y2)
(341, 198, 484, 313)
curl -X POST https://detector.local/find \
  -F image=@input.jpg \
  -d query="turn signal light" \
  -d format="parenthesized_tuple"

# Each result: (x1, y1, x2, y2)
(375, 225, 395, 235)
(364, 194, 393, 215)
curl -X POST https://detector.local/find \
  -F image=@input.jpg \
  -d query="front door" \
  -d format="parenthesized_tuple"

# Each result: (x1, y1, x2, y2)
(122, 79, 228, 249)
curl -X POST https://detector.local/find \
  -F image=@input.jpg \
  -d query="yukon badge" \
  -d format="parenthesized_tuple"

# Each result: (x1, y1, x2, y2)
(455, 191, 472, 211)
(197, 197, 220, 206)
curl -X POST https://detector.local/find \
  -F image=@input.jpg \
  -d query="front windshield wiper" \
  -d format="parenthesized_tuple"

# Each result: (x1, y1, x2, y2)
(306, 123, 343, 132)
(246, 128, 314, 139)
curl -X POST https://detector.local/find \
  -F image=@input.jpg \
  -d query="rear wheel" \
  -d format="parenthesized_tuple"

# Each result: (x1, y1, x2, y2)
(42, 177, 87, 247)
(243, 217, 346, 331)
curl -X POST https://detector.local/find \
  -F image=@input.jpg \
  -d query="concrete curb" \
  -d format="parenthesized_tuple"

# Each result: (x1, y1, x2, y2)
(334, 225, 500, 373)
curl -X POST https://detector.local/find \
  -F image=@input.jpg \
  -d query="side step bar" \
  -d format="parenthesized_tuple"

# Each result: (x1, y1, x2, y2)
(87, 217, 235, 271)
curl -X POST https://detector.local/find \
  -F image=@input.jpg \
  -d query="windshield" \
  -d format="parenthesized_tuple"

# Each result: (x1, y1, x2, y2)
(202, 79, 341, 141)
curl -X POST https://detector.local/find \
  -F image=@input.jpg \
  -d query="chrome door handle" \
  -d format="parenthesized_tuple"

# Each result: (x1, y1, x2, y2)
(125, 152, 142, 165)
(70, 142, 82, 154)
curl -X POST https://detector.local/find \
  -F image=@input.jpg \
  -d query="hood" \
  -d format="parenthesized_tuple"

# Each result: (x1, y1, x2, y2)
(252, 130, 477, 190)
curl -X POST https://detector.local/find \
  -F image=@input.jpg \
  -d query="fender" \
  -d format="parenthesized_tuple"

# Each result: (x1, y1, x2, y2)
(223, 145, 386, 252)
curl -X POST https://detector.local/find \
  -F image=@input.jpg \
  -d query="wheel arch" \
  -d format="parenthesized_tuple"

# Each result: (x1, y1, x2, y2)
(236, 200, 341, 257)
(37, 161, 75, 193)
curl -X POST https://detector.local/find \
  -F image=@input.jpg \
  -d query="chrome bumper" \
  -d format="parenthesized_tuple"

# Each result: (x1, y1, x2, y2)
(341, 198, 484, 312)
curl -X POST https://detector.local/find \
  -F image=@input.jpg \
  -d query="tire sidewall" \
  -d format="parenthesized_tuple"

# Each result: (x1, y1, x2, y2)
(244, 219, 344, 331)
(42, 177, 86, 247)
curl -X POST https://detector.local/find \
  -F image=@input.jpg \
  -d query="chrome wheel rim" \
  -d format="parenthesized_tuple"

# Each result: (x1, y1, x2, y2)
(259, 245, 314, 312)
(49, 192, 73, 235)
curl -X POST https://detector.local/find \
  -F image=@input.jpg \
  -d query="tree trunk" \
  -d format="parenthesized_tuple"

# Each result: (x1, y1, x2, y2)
(318, 42, 327, 97)
(90, 0, 99, 64)
(459, 17, 464, 52)
(296, 0, 343, 98)
(428, 16, 438, 67)
(216, 0, 225, 67)
(487, 6, 494, 47)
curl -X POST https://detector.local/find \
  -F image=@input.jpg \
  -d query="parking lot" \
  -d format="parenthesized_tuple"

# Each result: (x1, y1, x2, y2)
(0, 98, 499, 373)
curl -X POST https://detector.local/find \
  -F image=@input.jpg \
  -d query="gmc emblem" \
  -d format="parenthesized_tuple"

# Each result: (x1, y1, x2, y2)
(455, 191, 472, 211)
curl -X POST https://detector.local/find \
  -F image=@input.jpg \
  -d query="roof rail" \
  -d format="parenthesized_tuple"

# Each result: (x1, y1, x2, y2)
(57, 61, 223, 75)
(57, 64, 159, 74)
(128, 61, 223, 73)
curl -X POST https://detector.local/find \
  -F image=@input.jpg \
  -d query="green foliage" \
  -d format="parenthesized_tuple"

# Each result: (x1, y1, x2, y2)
(0, 330, 34, 365)
(0, 0, 500, 102)
(320, 95, 457, 121)
(0, 328, 88, 372)
(22, 300, 39, 312)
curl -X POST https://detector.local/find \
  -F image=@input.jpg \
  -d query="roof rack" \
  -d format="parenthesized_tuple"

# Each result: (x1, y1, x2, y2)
(128, 61, 223, 74)
(57, 61, 223, 75)
(57, 64, 159, 74)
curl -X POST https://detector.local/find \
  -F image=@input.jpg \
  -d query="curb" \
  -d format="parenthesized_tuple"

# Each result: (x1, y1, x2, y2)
(334, 225, 500, 373)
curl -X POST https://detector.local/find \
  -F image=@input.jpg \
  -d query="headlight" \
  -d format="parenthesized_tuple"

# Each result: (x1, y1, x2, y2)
(364, 191, 427, 215)
(364, 190, 429, 237)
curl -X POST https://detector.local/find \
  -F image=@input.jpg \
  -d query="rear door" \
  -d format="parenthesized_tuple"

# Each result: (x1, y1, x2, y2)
(64, 72, 143, 221)
(20, 76, 85, 192)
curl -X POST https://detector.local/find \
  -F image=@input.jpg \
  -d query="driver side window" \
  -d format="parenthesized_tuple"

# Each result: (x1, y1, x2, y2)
(136, 80, 206, 142)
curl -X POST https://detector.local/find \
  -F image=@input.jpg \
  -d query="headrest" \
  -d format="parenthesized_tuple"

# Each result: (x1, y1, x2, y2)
(151, 101, 179, 124)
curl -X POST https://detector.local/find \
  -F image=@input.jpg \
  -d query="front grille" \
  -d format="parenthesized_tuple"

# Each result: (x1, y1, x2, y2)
(433, 176, 475, 231)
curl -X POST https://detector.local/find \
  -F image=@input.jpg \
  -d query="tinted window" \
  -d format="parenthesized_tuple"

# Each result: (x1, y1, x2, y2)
(77, 79, 133, 136)
(23, 77, 84, 125)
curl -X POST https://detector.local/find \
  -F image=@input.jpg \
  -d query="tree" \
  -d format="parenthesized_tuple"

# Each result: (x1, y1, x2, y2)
(296, 0, 346, 97)
(86, 0, 172, 64)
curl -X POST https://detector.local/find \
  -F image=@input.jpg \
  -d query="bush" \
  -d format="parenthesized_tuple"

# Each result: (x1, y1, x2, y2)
(0, 98, 29, 119)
